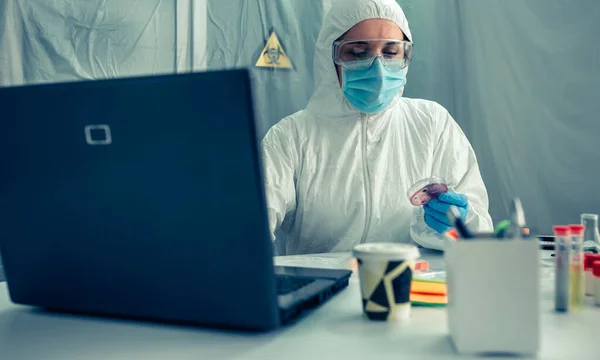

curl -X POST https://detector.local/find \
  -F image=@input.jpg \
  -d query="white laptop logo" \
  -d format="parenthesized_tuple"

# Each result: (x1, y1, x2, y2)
(84, 124, 112, 145)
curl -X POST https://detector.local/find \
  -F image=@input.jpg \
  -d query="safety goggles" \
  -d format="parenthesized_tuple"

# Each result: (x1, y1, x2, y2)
(332, 39, 413, 71)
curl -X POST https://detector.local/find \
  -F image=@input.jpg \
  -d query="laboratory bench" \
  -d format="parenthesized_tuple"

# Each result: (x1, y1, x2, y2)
(0, 250, 598, 359)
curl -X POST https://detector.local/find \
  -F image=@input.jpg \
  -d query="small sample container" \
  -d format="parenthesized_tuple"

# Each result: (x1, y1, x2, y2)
(584, 254, 600, 296)
(594, 261, 600, 307)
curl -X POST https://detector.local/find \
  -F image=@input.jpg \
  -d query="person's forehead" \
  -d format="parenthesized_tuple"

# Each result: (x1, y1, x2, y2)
(342, 19, 404, 41)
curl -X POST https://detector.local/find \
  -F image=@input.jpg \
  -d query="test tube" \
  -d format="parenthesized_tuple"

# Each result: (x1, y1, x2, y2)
(568, 224, 586, 309)
(553, 225, 571, 312)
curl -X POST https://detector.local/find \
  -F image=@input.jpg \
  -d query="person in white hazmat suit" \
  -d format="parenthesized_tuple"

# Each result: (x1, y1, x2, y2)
(261, 0, 493, 255)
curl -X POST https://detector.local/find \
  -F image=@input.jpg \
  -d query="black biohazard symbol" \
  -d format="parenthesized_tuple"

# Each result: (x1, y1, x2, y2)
(263, 46, 284, 65)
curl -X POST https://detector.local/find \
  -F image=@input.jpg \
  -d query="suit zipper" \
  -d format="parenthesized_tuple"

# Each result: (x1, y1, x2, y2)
(359, 113, 373, 244)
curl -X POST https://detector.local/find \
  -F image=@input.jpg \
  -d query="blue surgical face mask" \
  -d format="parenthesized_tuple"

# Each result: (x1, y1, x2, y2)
(341, 57, 406, 114)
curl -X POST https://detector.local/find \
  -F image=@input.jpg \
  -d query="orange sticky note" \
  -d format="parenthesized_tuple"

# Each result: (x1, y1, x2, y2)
(411, 279, 447, 295)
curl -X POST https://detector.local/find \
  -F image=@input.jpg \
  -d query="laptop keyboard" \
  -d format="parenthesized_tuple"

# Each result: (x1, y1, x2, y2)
(276, 275, 315, 295)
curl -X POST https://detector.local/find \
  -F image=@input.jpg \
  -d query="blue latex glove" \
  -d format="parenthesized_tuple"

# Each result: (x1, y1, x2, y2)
(423, 192, 469, 234)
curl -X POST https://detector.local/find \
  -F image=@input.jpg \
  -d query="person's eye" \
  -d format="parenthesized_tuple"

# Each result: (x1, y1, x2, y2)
(383, 45, 402, 56)
(350, 49, 369, 58)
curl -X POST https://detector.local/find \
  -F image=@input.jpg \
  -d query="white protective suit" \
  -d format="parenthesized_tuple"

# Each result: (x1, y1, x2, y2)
(261, 0, 493, 255)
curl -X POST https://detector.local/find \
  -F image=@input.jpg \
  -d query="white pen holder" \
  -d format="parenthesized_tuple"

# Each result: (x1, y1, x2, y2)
(445, 237, 540, 356)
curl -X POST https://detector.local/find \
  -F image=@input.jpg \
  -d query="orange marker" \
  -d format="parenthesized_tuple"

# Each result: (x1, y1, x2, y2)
(446, 228, 459, 240)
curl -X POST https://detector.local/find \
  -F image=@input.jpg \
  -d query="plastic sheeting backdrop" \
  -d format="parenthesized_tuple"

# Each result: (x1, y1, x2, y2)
(0, 0, 599, 257)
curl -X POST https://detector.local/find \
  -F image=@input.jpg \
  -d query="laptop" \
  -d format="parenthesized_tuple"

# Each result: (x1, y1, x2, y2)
(0, 69, 351, 331)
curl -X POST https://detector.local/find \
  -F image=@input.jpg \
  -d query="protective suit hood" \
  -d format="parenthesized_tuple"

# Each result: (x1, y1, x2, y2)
(307, 0, 412, 119)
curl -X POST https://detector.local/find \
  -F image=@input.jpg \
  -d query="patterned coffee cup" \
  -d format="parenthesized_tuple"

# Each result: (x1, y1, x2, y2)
(353, 243, 420, 321)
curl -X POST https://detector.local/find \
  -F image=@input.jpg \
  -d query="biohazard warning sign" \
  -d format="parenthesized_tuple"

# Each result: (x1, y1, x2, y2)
(255, 31, 293, 69)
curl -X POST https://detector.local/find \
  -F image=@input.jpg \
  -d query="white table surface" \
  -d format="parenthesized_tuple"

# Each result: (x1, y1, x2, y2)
(0, 250, 598, 360)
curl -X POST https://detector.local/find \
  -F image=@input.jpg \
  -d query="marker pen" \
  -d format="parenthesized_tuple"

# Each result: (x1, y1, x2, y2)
(447, 206, 474, 239)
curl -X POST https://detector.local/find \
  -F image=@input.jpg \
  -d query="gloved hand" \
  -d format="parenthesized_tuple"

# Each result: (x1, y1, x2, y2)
(423, 192, 469, 234)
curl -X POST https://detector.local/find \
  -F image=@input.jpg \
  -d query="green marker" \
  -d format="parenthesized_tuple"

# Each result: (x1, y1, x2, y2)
(495, 219, 511, 238)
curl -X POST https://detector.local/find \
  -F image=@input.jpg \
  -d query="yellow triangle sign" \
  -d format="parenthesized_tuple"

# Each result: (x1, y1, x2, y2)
(255, 31, 293, 69)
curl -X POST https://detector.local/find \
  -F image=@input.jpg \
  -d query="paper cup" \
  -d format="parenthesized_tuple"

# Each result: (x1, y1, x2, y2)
(352, 243, 420, 321)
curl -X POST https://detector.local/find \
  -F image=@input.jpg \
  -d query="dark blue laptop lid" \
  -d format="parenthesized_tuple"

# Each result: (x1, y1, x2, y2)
(0, 70, 280, 330)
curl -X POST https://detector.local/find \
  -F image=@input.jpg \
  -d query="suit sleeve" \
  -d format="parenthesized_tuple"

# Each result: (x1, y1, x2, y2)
(410, 105, 494, 250)
(260, 119, 299, 242)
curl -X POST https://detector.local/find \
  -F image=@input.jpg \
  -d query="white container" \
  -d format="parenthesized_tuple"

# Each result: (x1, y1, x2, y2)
(445, 238, 540, 356)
